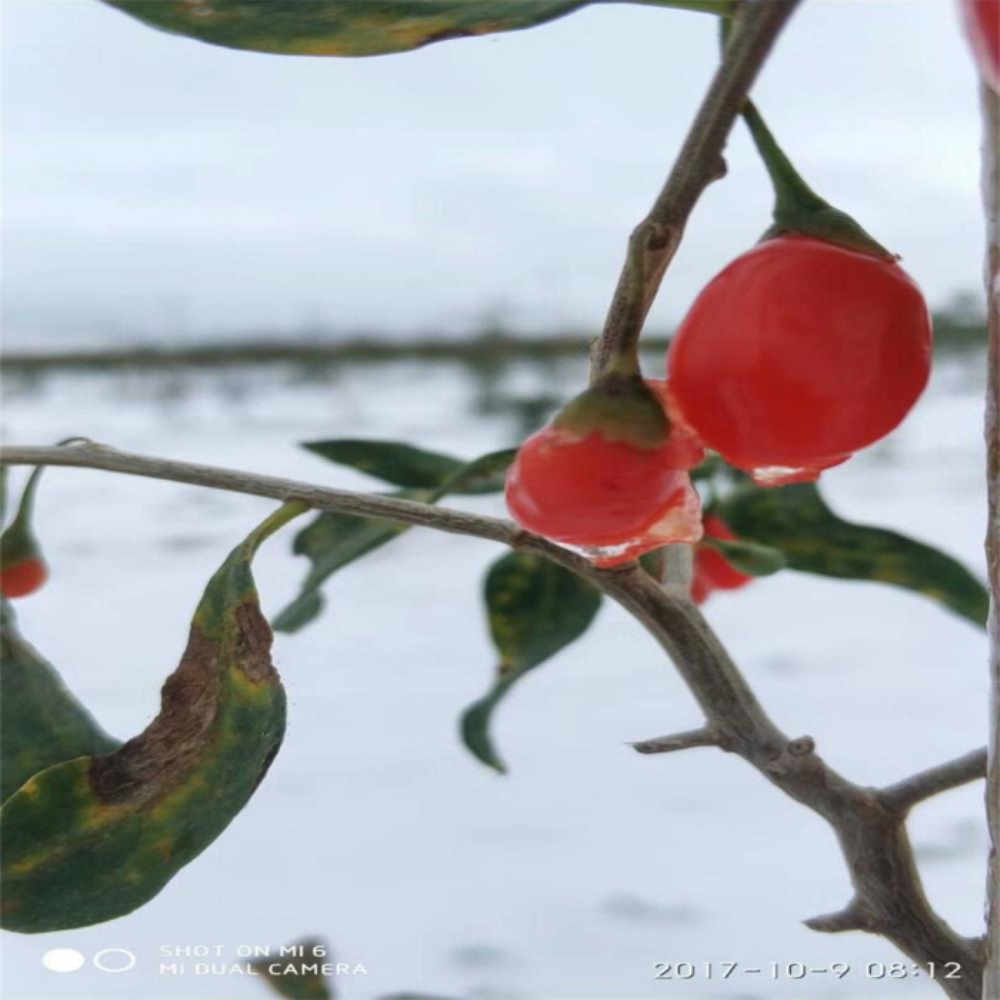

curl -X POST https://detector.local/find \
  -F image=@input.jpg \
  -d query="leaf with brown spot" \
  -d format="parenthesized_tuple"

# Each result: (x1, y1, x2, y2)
(0, 502, 306, 933)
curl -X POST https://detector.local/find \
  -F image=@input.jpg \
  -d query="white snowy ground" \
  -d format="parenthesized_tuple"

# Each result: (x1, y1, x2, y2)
(0, 356, 991, 1000)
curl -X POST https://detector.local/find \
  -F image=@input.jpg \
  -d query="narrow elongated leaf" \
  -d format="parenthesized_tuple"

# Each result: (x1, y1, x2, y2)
(1, 601, 119, 805)
(304, 440, 464, 491)
(461, 553, 601, 772)
(273, 496, 415, 633)
(99, 1, 726, 58)
(699, 536, 786, 577)
(275, 448, 516, 633)
(720, 484, 989, 627)
(304, 440, 514, 496)
(0, 502, 305, 933)
(436, 447, 517, 497)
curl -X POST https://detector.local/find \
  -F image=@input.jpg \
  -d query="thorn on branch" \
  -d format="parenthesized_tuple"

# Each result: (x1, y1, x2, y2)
(629, 725, 730, 755)
(804, 901, 870, 934)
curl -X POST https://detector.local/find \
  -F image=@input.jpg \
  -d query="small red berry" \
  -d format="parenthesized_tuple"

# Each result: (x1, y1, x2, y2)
(0, 557, 48, 599)
(960, 0, 1000, 91)
(694, 516, 753, 597)
(690, 571, 714, 606)
(506, 426, 702, 564)
(667, 236, 932, 486)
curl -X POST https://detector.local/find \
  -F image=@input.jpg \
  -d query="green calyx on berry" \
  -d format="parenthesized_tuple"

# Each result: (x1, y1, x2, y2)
(552, 375, 669, 449)
(720, 13, 895, 262)
(741, 100, 897, 262)
(0, 466, 46, 580)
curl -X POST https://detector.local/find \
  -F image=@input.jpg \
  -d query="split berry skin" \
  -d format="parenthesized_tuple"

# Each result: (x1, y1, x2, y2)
(505, 379, 704, 566)
(0, 557, 48, 599)
(960, 0, 1000, 91)
(691, 515, 753, 606)
(646, 379, 706, 471)
(505, 428, 701, 565)
(667, 236, 932, 486)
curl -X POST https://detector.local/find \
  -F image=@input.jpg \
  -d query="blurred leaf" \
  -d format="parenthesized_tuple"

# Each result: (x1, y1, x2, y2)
(304, 440, 464, 491)
(275, 448, 516, 633)
(1, 601, 119, 805)
(272, 589, 326, 634)
(0, 502, 305, 933)
(461, 552, 601, 772)
(99, 0, 725, 58)
(720, 483, 989, 627)
(436, 447, 516, 497)
(0, 467, 46, 570)
(274, 491, 418, 634)
(699, 536, 785, 577)
(304, 440, 514, 496)
(253, 939, 334, 1000)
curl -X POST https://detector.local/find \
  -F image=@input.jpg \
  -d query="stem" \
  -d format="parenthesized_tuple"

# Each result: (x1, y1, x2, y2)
(882, 749, 988, 815)
(0, 439, 985, 992)
(590, 0, 802, 382)
(981, 78, 1000, 1000)
(7, 466, 44, 535)
(720, 7, 895, 260)
(740, 99, 828, 216)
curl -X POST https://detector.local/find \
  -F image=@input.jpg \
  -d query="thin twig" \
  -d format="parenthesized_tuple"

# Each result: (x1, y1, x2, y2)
(629, 726, 722, 754)
(0, 442, 589, 571)
(882, 749, 988, 816)
(1, 441, 986, 994)
(591, 0, 802, 380)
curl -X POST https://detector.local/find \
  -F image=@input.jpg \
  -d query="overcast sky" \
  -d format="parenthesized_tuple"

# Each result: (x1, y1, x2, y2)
(2, 0, 989, 346)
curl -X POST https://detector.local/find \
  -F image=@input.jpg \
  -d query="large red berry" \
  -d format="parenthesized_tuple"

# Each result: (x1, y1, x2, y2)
(0, 557, 48, 599)
(960, 0, 1000, 91)
(506, 427, 699, 547)
(667, 236, 932, 485)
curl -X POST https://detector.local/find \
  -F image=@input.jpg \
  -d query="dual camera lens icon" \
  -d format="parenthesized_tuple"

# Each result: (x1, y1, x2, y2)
(43, 948, 137, 974)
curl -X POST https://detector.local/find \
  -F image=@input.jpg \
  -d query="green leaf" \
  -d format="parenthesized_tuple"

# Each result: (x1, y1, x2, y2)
(275, 448, 516, 633)
(253, 939, 334, 1000)
(720, 484, 989, 628)
(699, 536, 786, 577)
(1, 601, 119, 805)
(437, 447, 517, 497)
(304, 440, 464, 491)
(273, 491, 418, 634)
(304, 440, 514, 496)
(98, 0, 726, 58)
(0, 467, 45, 570)
(271, 589, 326, 634)
(0, 502, 305, 933)
(461, 552, 601, 772)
